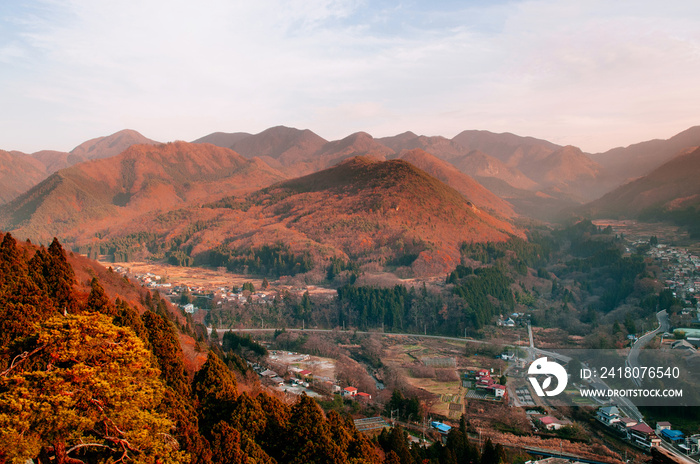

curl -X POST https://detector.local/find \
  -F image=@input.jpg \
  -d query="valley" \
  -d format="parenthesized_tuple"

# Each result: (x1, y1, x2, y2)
(2, 124, 700, 464)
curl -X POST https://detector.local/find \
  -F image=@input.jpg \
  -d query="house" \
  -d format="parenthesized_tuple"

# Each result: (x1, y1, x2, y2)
(671, 340, 696, 351)
(343, 386, 358, 397)
(686, 434, 700, 454)
(298, 369, 312, 378)
(539, 416, 563, 431)
(659, 429, 684, 443)
(430, 421, 452, 435)
(183, 303, 195, 314)
(493, 384, 506, 398)
(260, 369, 277, 378)
(596, 406, 621, 426)
(498, 318, 516, 327)
(628, 423, 661, 450)
(617, 417, 638, 430)
(655, 421, 672, 434)
(357, 392, 372, 401)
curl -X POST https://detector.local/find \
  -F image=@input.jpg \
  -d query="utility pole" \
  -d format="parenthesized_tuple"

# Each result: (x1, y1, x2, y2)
(390, 409, 399, 425)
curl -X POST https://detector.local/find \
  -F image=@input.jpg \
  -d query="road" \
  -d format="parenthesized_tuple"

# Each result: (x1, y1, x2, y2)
(209, 326, 499, 346)
(527, 322, 571, 363)
(627, 310, 669, 387)
(658, 440, 698, 464)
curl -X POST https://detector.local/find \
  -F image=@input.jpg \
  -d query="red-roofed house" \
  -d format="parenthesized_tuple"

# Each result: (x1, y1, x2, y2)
(617, 417, 638, 430)
(343, 386, 358, 397)
(357, 392, 372, 401)
(539, 416, 563, 431)
(493, 384, 506, 398)
(628, 423, 661, 450)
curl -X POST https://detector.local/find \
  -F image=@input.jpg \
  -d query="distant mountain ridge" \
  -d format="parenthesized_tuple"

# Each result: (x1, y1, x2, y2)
(0, 141, 284, 243)
(580, 146, 700, 220)
(0, 150, 47, 204)
(589, 126, 700, 185)
(4, 123, 700, 224)
(70, 129, 159, 161)
(399, 149, 516, 218)
(0, 129, 159, 204)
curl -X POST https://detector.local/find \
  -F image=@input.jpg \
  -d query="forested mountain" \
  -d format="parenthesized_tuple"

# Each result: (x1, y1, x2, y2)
(0, 141, 285, 244)
(0, 150, 519, 277)
(590, 125, 700, 186)
(197, 156, 519, 276)
(399, 149, 516, 218)
(0, 150, 47, 204)
(0, 232, 385, 463)
(580, 146, 700, 237)
(0, 130, 160, 204)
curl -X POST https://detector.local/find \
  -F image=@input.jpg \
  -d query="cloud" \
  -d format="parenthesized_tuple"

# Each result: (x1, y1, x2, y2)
(2, 0, 700, 152)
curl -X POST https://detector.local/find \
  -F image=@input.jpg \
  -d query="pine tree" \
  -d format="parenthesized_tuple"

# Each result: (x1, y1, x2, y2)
(209, 421, 246, 464)
(86, 277, 116, 316)
(142, 310, 190, 397)
(192, 351, 238, 435)
(0, 313, 188, 463)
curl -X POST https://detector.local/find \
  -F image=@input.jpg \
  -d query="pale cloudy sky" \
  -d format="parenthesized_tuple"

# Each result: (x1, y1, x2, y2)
(1, 0, 699, 153)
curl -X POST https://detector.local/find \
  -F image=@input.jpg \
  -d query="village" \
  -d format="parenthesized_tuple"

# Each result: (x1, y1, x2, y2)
(99, 226, 700, 463)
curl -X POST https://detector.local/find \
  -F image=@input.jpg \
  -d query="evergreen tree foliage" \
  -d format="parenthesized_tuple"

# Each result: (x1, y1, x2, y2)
(192, 351, 238, 435)
(142, 310, 191, 397)
(0, 313, 188, 464)
(86, 277, 116, 316)
(282, 394, 345, 464)
(209, 421, 246, 464)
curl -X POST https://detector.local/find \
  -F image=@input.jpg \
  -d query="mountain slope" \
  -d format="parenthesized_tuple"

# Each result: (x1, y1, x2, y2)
(0, 142, 285, 242)
(228, 126, 327, 168)
(452, 130, 560, 166)
(70, 128, 159, 160)
(450, 150, 538, 191)
(195, 156, 520, 276)
(521, 145, 608, 201)
(268, 131, 395, 176)
(590, 126, 700, 185)
(399, 149, 516, 218)
(581, 147, 700, 219)
(191, 131, 252, 147)
(0, 150, 48, 204)
(377, 133, 466, 160)
(30, 150, 76, 173)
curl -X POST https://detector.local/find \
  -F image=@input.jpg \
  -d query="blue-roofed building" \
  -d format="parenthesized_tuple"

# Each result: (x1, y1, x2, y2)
(660, 429, 684, 443)
(430, 421, 452, 435)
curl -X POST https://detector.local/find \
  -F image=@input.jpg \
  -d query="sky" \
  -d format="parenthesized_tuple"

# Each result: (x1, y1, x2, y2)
(1, 0, 699, 154)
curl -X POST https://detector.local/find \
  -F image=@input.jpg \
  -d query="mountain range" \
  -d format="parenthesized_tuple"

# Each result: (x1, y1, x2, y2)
(0, 129, 159, 203)
(0, 141, 284, 243)
(2, 124, 700, 276)
(580, 146, 700, 226)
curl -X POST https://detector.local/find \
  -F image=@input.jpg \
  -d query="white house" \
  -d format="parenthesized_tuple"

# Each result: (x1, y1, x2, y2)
(596, 406, 621, 426)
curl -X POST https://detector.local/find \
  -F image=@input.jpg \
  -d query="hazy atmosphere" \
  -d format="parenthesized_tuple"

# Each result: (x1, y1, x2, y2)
(2, 0, 700, 153)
